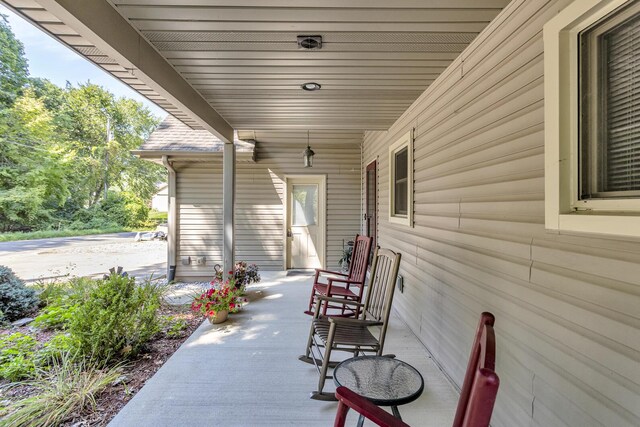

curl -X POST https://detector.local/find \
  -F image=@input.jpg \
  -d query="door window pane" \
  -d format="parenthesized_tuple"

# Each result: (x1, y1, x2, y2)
(292, 184, 318, 226)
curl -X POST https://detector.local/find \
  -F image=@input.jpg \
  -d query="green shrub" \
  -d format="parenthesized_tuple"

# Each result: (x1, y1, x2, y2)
(0, 266, 38, 322)
(67, 191, 150, 230)
(0, 332, 37, 381)
(164, 317, 188, 339)
(36, 334, 80, 366)
(33, 304, 77, 330)
(68, 274, 164, 362)
(33, 278, 96, 330)
(148, 209, 167, 222)
(35, 281, 68, 307)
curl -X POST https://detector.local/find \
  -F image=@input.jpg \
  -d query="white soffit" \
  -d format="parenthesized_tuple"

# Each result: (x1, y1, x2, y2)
(4, 0, 510, 131)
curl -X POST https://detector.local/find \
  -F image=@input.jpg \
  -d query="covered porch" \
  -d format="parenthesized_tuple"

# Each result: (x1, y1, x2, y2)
(4, 0, 640, 426)
(110, 272, 459, 426)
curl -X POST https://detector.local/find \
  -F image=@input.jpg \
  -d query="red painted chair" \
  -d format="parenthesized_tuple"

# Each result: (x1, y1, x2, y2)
(305, 234, 373, 316)
(334, 312, 499, 427)
(334, 386, 409, 427)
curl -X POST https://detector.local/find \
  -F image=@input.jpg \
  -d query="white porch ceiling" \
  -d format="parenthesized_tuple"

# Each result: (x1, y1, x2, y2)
(5, 0, 510, 132)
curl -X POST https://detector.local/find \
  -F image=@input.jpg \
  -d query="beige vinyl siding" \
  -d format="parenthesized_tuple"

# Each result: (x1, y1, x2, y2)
(363, 1, 640, 426)
(175, 162, 222, 280)
(175, 131, 361, 281)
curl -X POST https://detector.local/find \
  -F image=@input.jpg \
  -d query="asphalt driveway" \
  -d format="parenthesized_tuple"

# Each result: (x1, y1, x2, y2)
(0, 232, 166, 282)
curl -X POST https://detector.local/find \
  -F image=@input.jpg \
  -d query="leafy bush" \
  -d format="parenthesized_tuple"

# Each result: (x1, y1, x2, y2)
(36, 334, 80, 366)
(214, 261, 261, 288)
(33, 277, 96, 330)
(67, 191, 150, 230)
(33, 304, 77, 331)
(35, 280, 69, 307)
(0, 332, 38, 381)
(0, 354, 36, 382)
(1, 353, 122, 427)
(163, 316, 188, 339)
(68, 274, 164, 362)
(146, 209, 168, 228)
(0, 265, 38, 322)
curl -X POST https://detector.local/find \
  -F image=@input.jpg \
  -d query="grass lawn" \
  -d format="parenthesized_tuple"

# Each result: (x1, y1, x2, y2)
(0, 227, 153, 242)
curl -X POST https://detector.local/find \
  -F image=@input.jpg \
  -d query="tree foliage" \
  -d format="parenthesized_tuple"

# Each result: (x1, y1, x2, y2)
(0, 15, 28, 108)
(0, 18, 165, 232)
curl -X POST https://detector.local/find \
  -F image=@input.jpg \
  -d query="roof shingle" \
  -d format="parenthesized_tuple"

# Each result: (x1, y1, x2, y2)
(136, 115, 253, 153)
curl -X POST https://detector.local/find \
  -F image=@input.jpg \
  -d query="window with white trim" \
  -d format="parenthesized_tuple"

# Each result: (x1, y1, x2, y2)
(389, 130, 413, 226)
(544, 0, 640, 237)
(579, 3, 640, 202)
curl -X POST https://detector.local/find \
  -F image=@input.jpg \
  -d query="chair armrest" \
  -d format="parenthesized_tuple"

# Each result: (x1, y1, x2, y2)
(329, 317, 382, 327)
(313, 296, 362, 318)
(327, 277, 361, 286)
(334, 387, 410, 427)
(316, 268, 348, 277)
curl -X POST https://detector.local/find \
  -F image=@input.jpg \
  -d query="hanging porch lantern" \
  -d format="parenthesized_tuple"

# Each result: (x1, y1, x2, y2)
(303, 130, 315, 167)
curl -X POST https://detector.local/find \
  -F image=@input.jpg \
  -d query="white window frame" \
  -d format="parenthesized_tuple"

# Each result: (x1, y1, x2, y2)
(388, 130, 413, 227)
(544, 0, 640, 237)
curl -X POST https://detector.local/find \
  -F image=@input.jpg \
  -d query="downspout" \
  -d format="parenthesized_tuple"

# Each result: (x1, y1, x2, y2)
(162, 155, 177, 282)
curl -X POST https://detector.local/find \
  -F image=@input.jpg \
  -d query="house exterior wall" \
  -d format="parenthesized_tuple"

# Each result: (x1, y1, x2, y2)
(363, 1, 640, 426)
(174, 131, 361, 281)
(151, 186, 169, 212)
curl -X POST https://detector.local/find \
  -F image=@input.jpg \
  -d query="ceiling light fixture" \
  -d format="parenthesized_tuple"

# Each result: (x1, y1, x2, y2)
(301, 82, 321, 91)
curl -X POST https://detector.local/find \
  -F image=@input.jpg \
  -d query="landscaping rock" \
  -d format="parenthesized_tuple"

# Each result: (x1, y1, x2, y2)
(11, 317, 34, 327)
(134, 231, 166, 242)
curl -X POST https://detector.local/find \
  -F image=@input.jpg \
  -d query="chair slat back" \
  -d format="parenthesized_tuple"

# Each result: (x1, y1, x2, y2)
(347, 235, 373, 286)
(453, 312, 500, 427)
(361, 247, 401, 353)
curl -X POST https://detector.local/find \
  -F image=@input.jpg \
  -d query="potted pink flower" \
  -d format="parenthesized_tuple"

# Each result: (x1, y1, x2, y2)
(191, 278, 245, 324)
(213, 262, 261, 289)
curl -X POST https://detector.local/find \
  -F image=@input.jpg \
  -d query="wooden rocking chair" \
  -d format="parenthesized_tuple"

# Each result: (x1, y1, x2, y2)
(299, 247, 402, 400)
(333, 312, 500, 427)
(304, 234, 373, 316)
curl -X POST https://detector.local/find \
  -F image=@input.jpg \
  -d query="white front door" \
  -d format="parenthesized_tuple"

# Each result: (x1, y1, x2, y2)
(286, 176, 325, 269)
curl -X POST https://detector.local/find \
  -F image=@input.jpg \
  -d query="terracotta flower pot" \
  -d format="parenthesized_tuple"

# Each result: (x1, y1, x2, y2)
(208, 310, 229, 324)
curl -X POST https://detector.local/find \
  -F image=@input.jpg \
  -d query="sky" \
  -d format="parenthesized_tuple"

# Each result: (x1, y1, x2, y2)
(0, 4, 168, 119)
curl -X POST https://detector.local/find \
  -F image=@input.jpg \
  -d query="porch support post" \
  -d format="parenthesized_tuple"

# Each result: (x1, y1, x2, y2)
(223, 142, 236, 278)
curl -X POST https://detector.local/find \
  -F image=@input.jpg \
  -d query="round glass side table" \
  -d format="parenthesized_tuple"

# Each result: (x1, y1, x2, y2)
(333, 355, 424, 427)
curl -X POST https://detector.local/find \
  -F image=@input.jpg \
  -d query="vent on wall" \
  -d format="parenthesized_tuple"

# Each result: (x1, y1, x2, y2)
(297, 35, 322, 50)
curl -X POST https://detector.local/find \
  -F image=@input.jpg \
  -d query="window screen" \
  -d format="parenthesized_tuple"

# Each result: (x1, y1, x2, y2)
(580, 5, 640, 199)
(394, 147, 408, 215)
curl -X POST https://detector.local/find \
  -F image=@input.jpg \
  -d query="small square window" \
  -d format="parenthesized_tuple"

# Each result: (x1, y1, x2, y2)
(389, 130, 413, 226)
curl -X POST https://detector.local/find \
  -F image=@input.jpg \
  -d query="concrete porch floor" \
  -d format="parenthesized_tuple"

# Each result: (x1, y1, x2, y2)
(109, 272, 459, 426)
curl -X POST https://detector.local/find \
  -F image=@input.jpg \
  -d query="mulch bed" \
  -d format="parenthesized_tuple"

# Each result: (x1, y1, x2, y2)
(0, 304, 203, 426)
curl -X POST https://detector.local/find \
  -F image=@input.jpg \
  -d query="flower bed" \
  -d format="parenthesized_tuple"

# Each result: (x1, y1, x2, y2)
(0, 274, 202, 426)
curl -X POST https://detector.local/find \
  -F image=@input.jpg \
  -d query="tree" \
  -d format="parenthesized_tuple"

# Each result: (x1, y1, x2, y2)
(28, 77, 65, 111)
(0, 91, 70, 231)
(0, 18, 164, 232)
(56, 83, 164, 209)
(0, 15, 28, 108)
